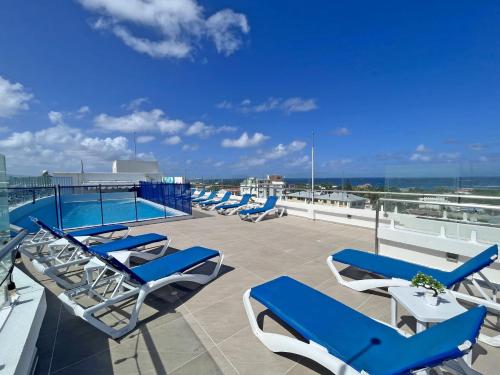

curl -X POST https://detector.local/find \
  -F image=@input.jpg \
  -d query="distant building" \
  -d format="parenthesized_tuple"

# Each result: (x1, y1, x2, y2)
(52, 159, 164, 186)
(240, 175, 286, 198)
(287, 190, 367, 209)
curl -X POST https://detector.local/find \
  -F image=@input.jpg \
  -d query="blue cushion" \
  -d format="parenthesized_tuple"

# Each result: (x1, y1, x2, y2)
(128, 246, 220, 283)
(250, 276, 485, 375)
(193, 191, 217, 202)
(239, 207, 265, 215)
(218, 194, 252, 210)
(202, 192, 231, 206)
(332, 245, 498, 288)
(89, 233, 167, 257)
(68, 224, 128, 237)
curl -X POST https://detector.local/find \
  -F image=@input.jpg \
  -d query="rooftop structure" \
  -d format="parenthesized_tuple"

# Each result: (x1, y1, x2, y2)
(240, 175, 286, 199)
(287, 190, 367, 208)
(52, 159, 164, 186)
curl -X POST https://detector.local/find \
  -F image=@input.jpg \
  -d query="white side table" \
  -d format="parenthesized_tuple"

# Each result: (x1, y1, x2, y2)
(389, 286, 472, 369)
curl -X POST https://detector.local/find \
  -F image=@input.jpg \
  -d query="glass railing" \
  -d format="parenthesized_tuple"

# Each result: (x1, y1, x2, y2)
(377, 197, 500, 246)
(8, 183, 192, 232)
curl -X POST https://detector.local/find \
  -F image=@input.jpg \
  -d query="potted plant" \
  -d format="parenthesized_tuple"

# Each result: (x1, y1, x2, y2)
(411, 272, 445, 306)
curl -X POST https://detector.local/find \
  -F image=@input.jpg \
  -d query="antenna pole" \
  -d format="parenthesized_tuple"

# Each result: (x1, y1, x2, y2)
(133, 132, 137, 159)
(311, 131, 315, 205)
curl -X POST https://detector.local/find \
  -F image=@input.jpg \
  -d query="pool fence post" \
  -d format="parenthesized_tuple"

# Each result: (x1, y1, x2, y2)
(99, 184, 104, 225)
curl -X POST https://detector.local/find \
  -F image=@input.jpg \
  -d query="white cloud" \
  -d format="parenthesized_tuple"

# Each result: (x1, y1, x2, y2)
(123, 97, 148, 111)
(280, 97, 317, 113)
(222, 132, 269, 148)
(0, 124, 144, 174)
(410, 153, 432, 162)
(206, 9, 250, 56)
(182, 144, 199, 151)
(287, 155, 310, 167)
(438, 152, 460, 161)
(158, 119, 187, 134)
(78, 105, 90, 114)
(324, 158, 352, 168)
(0, 76, 33, 118)
(78, 0, 249, 59)
(227, 96, 317, 114)
(415, 144, 430, 153)
(136, 135, 155, 143)
(235, 140, 306, 168)
(163, 135, 182, 145)
(185, 121, 236, 138)
(216, 100, 232, 109)
(48, 111, 65, 125)
(332, 127, 350, 136)
(94, 109, 188, 134)
(213, 161, 225, 167)
(470, 143, 485, 151)
(94, 109, 163, 132)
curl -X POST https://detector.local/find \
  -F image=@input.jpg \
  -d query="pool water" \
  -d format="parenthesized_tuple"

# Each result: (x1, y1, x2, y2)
(12, 198, 177, 232)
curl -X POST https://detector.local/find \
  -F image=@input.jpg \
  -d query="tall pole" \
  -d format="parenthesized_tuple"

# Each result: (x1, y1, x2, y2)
(311, 131, 315, 205)
(133, 132, 137, 159)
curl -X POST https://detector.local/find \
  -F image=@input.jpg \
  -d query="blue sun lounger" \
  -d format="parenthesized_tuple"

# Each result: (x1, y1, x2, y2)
(217, 194, 252, 215)
(199, 191, 232, 210)
(244, 276, 486, 375)
(192, 191, 217, 204)
(328, 245, 500, 347)
(31, 225, 170, 289)
(238, 196, 285, 222)
(20, 216, 130, 260)
(191, 188, 205, 199)
(59, 234, 224, 338)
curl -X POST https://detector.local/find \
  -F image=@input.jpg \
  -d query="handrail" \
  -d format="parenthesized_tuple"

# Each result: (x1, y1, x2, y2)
(0, 228, 28, 260)
(379, 198, 500, 212)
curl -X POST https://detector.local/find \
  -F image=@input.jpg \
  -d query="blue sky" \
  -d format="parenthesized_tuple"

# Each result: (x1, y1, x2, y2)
(0, 0, 499, 178)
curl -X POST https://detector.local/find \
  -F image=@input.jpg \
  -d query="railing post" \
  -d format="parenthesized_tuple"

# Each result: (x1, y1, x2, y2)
(134, 184, 138, 222)
(375, 200, 380, 255)
(99, 184, 104, 225)
(32, 189, 35, 204)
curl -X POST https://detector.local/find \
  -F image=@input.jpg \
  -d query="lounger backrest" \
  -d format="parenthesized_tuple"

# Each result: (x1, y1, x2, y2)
(240, 194, 252, 205)
(263, 196, 278, 210)
(448, 245, 498, 283)
(29, 217, 63, 238)
(221, 191, 231, 201)
(64, 233, 145, 284)
(197, 189, 205, 197)
(386, 306, 486, 373)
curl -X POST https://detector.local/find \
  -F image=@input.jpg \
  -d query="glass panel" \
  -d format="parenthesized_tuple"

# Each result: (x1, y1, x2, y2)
(101, 185, 138, 224)
(0, 154, 9, 245)
(59, 185, 102, 229)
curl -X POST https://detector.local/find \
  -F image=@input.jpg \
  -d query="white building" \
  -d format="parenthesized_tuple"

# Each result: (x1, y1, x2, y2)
(52, 159, 164, 186)
(240, 175, 286, 199)
(287, 190, 367, 209)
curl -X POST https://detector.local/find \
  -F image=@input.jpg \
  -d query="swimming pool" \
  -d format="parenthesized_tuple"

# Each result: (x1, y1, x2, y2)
(11, 197, 184, 232)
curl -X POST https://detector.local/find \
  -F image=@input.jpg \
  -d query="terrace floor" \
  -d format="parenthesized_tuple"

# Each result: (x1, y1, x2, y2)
(20, 209, 500, 374)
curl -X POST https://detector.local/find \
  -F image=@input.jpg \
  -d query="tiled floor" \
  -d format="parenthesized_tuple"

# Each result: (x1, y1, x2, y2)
(21, 209, 500, 374)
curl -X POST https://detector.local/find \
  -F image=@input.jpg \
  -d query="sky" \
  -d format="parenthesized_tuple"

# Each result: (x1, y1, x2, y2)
(0, 0, 499, 178)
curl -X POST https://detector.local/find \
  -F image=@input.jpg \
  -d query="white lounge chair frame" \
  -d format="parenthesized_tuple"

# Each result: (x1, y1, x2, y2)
(327, 255, 500, 347)
(32, 236, 170, 290)
(240, 206, 286, 223)
(60, 252, 224, 339)
(217, 202, 257, 216)
(243, 289, 479, 375)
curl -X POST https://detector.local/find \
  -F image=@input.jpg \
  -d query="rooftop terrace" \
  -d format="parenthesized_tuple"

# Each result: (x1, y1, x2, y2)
(21, 209, 500, 375)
